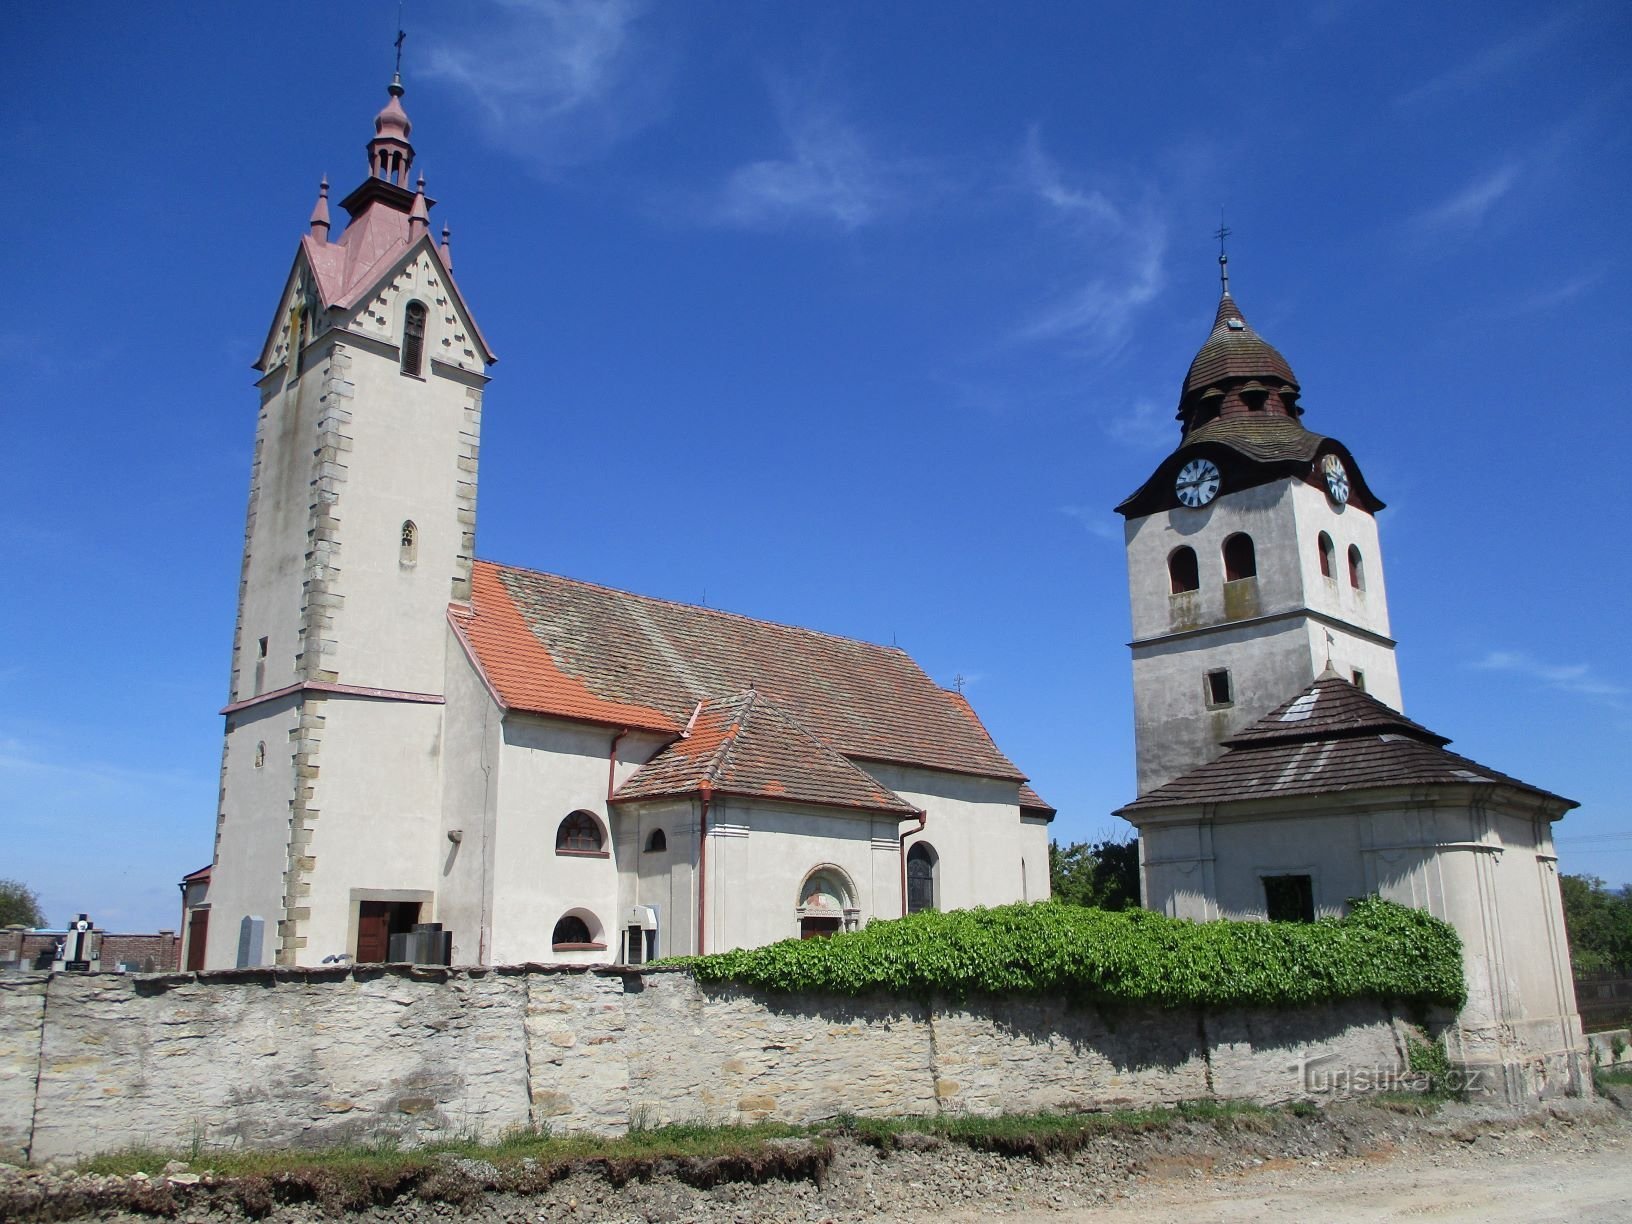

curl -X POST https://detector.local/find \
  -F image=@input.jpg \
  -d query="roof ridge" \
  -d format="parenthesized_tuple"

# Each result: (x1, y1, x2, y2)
(478, 558, 908, 655)
(702, 689, 756, 788)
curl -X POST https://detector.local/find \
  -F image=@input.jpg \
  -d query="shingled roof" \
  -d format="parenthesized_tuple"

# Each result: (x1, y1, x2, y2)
(455, 560, 1029, 783)
(610, 690, 918, 815)
(1118, 673, 1575, 816)
(1182, 294, 1299, 402)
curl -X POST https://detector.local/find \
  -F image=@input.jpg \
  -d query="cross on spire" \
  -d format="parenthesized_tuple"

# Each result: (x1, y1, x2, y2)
(1214, 210, 1232, 296)
(393, 1, 407, 83)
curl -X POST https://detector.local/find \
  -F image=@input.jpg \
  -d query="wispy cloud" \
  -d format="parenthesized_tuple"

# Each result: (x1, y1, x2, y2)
(1104, 397, 1175, 451)
(1471, 651, 1627, 705)
(1396, 14, 1577, 109)
(422, 0, 666, 174)
(1412, 162, 1521, 233)
(712, 85, 904, 231)
(1058, 504, 1123, 545)
(1502, 267, 1608, 316)
(1012, 129, 1166, 357)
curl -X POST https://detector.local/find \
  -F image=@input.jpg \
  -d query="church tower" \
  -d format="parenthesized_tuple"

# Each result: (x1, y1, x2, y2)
(203, 76, 494, 967)
(1116, 257, 1399, 796)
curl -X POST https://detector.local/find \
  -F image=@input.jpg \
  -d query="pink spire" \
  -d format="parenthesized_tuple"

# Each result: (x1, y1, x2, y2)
(367, 77, 415, 185)
(439, 221, 453, 271)
(308, 176, 331, 242)
(409, 174, 429, 240)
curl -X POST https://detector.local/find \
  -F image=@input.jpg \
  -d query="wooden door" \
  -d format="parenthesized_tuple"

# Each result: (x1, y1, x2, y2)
(800, 917, 840, 940)
(185, 909, 209, 971)
(356, 902, 392, 962)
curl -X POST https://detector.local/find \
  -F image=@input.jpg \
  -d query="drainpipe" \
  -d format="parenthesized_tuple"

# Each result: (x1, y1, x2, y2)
(899, 809, 928, 917)
(606, 728, 629, 801)
(696, 784, 713, 955)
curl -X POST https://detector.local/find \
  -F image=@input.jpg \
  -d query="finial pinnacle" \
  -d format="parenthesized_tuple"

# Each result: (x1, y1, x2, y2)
(1214, 209, 1232, 297)
(392, 1, 407, 91)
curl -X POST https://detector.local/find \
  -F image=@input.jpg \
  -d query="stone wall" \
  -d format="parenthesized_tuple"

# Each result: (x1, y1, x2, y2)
(2, 965, 1415, 1164)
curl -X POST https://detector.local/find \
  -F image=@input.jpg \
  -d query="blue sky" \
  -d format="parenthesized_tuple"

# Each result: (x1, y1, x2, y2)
(3, 2, 1629, 932)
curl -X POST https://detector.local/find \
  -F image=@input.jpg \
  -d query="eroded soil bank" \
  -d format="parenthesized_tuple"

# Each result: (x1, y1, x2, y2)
(3, 1097, 1627, 1224)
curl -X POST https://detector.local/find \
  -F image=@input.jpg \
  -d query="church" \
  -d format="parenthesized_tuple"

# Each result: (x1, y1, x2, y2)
(189, 69, 1587, 1098)
(195, 78, 1055, 971)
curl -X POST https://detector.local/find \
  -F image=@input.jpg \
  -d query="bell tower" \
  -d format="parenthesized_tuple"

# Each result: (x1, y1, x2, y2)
(1116, 257, 1400, 796)
(204, 76, 495, 967)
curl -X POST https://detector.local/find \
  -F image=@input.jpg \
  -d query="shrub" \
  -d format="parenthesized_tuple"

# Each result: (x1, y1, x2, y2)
(668, 897, 1465, 1010)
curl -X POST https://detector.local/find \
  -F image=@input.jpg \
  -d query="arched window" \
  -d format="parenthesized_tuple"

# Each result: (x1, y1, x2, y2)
(551, 914, 594, 948)
(1168, 546, 1200, 594)
(1317, 532, 1335, 579)
(1223, 533, 1257, 581)
(1347, 544, 1365, 590)
(644, 828, 667, 853)
(401, 300, 427, 376)
(906, 842, 937, 914)
(556, 811, 604, 854)
(400, 520, 417, 566)
(798, 867, 855, 938)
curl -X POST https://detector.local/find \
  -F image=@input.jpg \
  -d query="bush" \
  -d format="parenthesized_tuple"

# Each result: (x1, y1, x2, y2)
(668, 897, 1465, 1010)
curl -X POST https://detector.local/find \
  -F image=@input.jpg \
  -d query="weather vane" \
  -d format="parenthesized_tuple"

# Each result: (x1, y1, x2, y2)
(1214, 209, 1232, 295)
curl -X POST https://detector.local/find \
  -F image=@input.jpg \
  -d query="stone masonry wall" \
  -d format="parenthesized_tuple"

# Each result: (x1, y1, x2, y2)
(1, 965, 1412, 1164)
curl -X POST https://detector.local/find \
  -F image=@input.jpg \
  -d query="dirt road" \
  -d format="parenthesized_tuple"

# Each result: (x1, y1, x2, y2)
(939, 1120, 1632, 1223)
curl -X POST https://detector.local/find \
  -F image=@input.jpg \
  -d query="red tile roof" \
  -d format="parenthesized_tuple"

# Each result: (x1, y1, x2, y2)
(611, 691, 919, 815)
(459, 560, 1029, 783)
(1118, 674, 1575, 815)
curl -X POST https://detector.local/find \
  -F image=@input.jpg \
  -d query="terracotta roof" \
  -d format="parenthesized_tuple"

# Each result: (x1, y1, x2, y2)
(611, 691, 918, 815)
(459, 560, 1028, 782)
(1018, 783, 1056, 817)
(1182, 294, 1299, 401)
(181, 864, 213, 883)
(1118, 674, 1575, 815)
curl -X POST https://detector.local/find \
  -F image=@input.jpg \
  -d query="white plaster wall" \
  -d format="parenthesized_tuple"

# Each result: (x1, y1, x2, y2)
(298, 697, 448, 962)
(437, 631, 504, 965)
(1019, 814, 1053, 903)
(486, 716, 669, 966)
(697, 797, 892, 953)
(859, 763, 1034, 912)
(618, 800, 696, 961)
(205, 700, 301, 968)
(1125, 477, 1402, 795)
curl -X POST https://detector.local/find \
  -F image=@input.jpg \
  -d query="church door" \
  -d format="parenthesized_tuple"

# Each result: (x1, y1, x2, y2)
(356, 901, 421, 962)
(185, 909, 209, 971)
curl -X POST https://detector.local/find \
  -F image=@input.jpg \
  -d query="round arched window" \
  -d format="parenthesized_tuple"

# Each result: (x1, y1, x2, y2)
(1168, 546, 1199, 594)
(1223, 533, 1257, 581)
(644, 828, 667, 853)
(552, 914, 593, 947)
(556, 811, 604, 854)
(906, 842, 937, 914)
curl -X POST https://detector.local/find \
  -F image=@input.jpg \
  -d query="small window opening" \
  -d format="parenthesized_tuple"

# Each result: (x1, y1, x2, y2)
(1352, 669, 1366, 692)
(1264, 874, 1315, 923)
(1317, 532, 1335, 579)
(644, 829, 667, 853)
(1347, 544, 1365, 590)
(1168, 546, 1200, 594)
(401, 301, 427, 376)
(1222, 533, 1257, 581)
(906, 842, 937, 914)
(400, 520, 417, 566)
(257, 636, 268, 658)
(1206, 668, 1233, 707)
(254, 741, 266, 768)
(551, 914, 593, 948)
(556, 811, 604, 854)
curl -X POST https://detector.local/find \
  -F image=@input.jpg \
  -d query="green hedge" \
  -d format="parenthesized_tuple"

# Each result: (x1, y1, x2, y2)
(667, 898, 1465, 1010)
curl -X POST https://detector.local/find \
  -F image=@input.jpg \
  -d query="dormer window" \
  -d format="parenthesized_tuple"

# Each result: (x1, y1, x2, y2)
(401, 301, 427, 376)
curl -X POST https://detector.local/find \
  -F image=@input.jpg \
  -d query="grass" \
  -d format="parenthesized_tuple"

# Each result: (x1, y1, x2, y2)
(1595, 1066, 1632, 1089)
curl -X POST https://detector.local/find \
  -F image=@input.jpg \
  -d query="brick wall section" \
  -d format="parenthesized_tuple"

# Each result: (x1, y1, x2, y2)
(2, 965, 1420, 1164)
(0, 932, 178, 973)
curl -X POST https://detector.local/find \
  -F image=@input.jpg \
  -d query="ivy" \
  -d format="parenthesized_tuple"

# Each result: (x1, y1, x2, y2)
(667, 898, 1465, 1010)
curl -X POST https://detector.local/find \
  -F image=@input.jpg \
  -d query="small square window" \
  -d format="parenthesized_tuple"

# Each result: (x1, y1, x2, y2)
(257, 636, 268, 658)
(1205, 669, 1233, 707)
(1264, 874, 1315, 923)
(1352, 669, 1366, 692)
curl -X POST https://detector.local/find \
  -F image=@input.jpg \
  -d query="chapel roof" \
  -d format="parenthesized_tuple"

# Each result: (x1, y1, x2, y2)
(1117, 673, 1575, 816)
(1181, 292, 1300, 408)
(455, 559, 1030, 784)
(610, 690, 919, 815)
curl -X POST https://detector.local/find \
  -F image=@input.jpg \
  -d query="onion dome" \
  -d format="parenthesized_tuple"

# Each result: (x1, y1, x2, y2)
(366, 76, 415, 186)
(374, 77, 412, 141)
(1177, 292, 1302, 436)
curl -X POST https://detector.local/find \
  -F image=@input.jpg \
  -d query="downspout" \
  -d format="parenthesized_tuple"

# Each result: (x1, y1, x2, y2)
(696, 783, 713, 955)
(899, 809, 928, 917)
(607, 728, 629, 801)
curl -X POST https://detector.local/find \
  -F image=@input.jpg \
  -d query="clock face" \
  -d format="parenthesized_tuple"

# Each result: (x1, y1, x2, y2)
(1175, 458, 1221, 507)
(1322, 454, 1350, 505)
